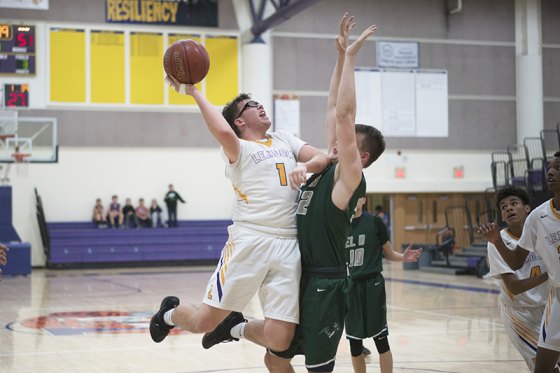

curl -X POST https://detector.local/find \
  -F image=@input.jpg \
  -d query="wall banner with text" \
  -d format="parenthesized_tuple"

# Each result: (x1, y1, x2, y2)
(376, 41, 419, 69)
(106, 0, 217, 27)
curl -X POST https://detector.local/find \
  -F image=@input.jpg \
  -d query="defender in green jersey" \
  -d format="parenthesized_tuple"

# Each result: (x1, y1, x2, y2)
(266, 15, 385, 373)
(345, 196, 421, 373)
(291, 163, 366, 370)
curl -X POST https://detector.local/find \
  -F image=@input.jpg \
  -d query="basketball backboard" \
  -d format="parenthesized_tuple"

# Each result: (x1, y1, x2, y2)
(0, 113, 58, 163)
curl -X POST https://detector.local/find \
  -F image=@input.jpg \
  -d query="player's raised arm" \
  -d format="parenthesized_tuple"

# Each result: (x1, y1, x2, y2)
(166, 76, 240, 163)
(332, 24, 377, 209)
(326, 13, 353, 154)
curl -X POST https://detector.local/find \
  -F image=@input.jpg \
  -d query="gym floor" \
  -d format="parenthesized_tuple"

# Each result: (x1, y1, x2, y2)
(0, 263, 526, 373)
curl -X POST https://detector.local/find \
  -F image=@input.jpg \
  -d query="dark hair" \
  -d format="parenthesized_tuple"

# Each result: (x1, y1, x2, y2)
(495, 185, 530, 210)
(375, 205, 383, 212)
(355, 124, 385, 168)
(555, 151, 560, 158)
(222, 93, 251, 138)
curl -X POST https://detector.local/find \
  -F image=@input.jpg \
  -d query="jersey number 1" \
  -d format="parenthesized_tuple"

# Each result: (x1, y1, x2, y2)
(276, 163, 287, 186)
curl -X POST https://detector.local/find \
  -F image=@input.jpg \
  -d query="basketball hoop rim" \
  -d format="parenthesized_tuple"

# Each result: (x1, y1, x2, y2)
(11, 153, 31, 163)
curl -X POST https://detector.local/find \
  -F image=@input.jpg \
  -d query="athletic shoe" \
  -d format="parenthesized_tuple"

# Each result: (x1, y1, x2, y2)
(149, 296, 180, 343)
(202, 311, 247, 349)
(363, 346, 372, 357)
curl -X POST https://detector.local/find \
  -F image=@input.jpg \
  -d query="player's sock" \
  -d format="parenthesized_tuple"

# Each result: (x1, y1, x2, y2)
(163, 309, 176, 326)
(230, 321, 247, 339)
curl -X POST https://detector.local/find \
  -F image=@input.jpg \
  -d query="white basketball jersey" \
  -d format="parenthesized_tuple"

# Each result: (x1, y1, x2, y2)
(487, 229, 549, 307)
(223, 131, 305, 230)
(519, 199, 560, 288)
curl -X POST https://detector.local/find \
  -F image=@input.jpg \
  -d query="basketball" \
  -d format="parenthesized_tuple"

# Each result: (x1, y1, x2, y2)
(163, 39, 210, 84)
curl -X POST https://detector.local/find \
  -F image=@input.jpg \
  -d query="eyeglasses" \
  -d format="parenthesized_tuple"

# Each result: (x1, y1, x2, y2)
(236, 100, 260, 119)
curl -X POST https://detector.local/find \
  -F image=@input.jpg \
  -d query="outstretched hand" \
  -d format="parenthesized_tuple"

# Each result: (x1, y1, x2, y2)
(477, 223, 501, 244)
(346, 24, 377, 57)
(402, 242, 422, 262)
(336, 13, 355, 56)
(165, 75, 196, 96)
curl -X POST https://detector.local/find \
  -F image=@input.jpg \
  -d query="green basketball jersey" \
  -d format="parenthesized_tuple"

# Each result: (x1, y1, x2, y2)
(346, 212, 388, 277)
(296, 164, 366, 267)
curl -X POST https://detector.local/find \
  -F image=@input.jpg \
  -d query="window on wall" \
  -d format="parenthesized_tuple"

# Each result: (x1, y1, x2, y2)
(130, 31, 163, 104)
(91, 30, 125, 103)
(48, 25, 239, 107)
(50, 28, 86, 103)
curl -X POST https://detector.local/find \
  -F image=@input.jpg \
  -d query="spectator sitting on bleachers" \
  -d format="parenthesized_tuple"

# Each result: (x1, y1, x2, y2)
(122, 198, 139, 228)
(92, 198, 107, 228)
(150, 198, 163, 228)
(107, 195, 123, 229)
(136, 198, 150, 228)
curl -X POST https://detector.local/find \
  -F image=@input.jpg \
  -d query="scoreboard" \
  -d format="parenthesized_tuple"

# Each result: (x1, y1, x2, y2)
(0, 24, 36, 76)
(4, 84, 29, 108)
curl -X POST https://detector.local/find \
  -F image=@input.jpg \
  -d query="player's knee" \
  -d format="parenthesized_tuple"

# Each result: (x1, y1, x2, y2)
(349, 338, 364, 357)
(264, 351, 291, 372)
(535, 347, 560, 373)
(534, 358, 558, 373)
(374, 335, 390, 354)
(268, 335, 292, 351)
(264, 321, 295, 351)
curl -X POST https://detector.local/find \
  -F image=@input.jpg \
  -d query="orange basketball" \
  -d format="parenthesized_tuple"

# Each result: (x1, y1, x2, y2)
(163, 39, 210, 84)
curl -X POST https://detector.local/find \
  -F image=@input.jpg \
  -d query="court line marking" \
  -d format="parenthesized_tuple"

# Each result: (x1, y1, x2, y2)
(385, 277, 500, 295)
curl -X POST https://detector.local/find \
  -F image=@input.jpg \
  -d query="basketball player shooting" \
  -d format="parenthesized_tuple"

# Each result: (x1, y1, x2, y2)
(150, 46, 330, 355)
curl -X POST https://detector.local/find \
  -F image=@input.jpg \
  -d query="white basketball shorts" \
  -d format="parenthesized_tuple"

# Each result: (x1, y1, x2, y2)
(202, 223, 301, 324)
(502, 302, 545, 371)
(539, 287, 560, 352)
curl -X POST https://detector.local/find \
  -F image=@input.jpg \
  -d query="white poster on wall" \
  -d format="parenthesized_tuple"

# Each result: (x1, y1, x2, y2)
(355, 69, 448, 138)
(274, 95, 300, 138)
(355, 68, 382, 129)
(0, 0, 48, 9)
(381, 70, 416, 136)
(416, 71, 448, 137)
